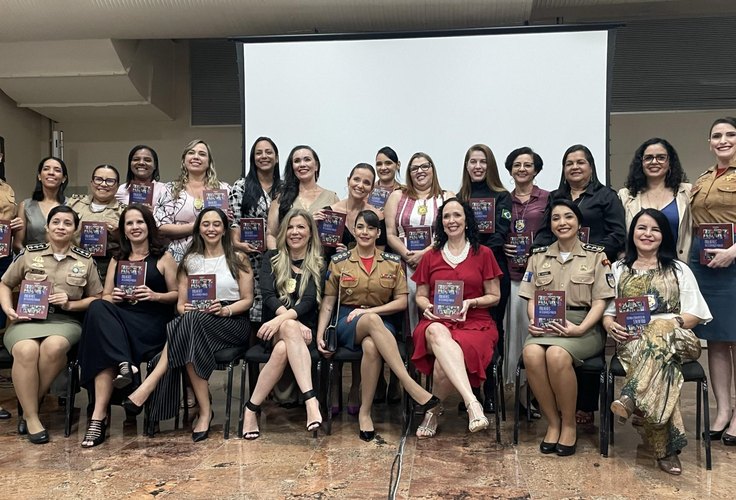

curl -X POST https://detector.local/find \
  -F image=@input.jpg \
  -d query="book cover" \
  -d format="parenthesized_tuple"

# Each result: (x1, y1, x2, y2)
(317, 210, 347, 247)
(80, 221, 108, 257)
(203, 189, 229, 210)
(0, 219, 10, 258)
(614, 296, 651, 339)
(239, 218, 265, 252)
(433, 280, 465, 320)
(534, 290, 566, 332)
(698, 223, 734, 265)
(577, 226, 590, 244)
(188, 274, 216, 310)
(367, 187, 391, 210)
(470, 197, 495, 233)
(507, 230, 533, 269)
(117, 260, 147, 299)
(16, 279, 51, 320)
(405, 225, 432, 251)
(128, 182, 154, 205)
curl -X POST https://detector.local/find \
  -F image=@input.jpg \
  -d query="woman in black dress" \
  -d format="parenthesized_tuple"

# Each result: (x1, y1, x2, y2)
(77, 204, 178, 447)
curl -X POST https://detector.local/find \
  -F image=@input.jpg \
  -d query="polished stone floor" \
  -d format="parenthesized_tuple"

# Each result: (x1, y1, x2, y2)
(0, 361, 735, 499)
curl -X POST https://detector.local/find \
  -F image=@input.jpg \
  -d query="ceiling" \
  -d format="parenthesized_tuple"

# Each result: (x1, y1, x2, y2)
(0, 0, 733, 122)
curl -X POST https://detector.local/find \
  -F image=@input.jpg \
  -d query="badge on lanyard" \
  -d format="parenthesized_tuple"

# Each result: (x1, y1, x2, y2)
(515, 219, 527, 233)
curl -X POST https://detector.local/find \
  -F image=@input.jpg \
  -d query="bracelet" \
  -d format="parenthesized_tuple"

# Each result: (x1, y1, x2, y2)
(225, 305, 233, 317)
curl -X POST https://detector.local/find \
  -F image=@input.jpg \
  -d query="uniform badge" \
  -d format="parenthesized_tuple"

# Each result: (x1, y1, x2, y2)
(579, 265, 588, 272)
(345, 289, 353, 296)
(522, 271, 533, 282)
(606, 272, 615, 288)
(31, 256, 45, 269)
(542, 261, 551, 269)
(501, 209, 512, 220)
(515, 219, 527, 232)
(73, 263, 86, 275)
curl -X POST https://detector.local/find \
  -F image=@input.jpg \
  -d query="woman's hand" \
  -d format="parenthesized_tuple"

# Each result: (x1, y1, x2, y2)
(405, 248, 425, 268)
(421, 303, 441, 321)
(297, 321, 313, 344)
(528, 322, 546, 337)
(503, 242, 518, 259)
(111, 287, 126, 303)
(547, 320, 582, 337)
(334, 243, 348, 254)
(456, 300, 474, 322)
(706, 247, 736, 268)
(207, 300, 223, 316)
(312, 209, 327, 222)
(9, 217, 24, 233)
(2, 306, 25, 322)
(49, 291, 70, 310)
(316, 333, 333, 358)
(133, 285, 158, 302)
(240, 242, 261, 254)
(603, 317, 630, 343)
(346, 308, 369, 323)
(257, 316, 284, 341)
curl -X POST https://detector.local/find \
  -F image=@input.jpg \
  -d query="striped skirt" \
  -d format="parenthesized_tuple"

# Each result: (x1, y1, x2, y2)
(148, 311, 250, 421)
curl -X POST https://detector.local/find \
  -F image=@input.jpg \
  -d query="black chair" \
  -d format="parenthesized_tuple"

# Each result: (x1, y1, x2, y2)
(605, 355, 711, 469)
(513, 352, 607, 454)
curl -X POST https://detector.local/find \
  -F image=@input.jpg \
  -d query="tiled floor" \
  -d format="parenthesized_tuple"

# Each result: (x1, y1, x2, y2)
(0, 360, 735, 499)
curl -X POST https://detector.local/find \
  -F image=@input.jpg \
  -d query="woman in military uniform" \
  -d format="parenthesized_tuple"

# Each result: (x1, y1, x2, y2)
(0, 206, 103, 444)
(519, 199, 614, 457)
(316, 210, 438, 441)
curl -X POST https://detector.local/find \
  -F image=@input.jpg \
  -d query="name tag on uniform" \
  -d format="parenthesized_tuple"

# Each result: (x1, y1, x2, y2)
(538, 271, 551, 277)
(340, 275, 356, 282)
(380, 273, 396, 280)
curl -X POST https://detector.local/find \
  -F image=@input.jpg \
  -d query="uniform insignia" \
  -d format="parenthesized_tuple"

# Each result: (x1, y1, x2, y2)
(345, 288, 353, 295)
(606, 272, 615, 288)
(72, 263, 86, 275)
(340, 274, 356, 282)
(26, 243, 49, 252)
(380, 273, 396, 280)
(522, 271, 533, 282)
(71, 245, 92, 259)
(331, 251, 350, 263)
(579, 265, 588, 272)
(70, 193, 85, 200)
(501, 209, 512, 220)
(532, 246, 548, 254)
(542, 261, 551, 269)
(381, 251, 401, 263)
(724, 173, 736, 182)
(581, 243, 605, 253)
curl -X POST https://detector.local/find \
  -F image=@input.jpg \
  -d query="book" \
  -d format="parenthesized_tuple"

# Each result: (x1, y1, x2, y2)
(577, 226, 590, 244)
(128, 182, 154, 205)
(0, 219, 10, 258)
(534, 290, 566, 332)
(507, 230, 533, 269)
(405, 225, 432, 251)
(16, 279, 51, 319)
(698, 223, 734, 265)
(614, 296, 651, 339)
(368, 187, 391, 210)
(203, 189, 230, 210)
(239, 218, 265, 252)
(433, 280, 465, 320)
(80, 221, 108, 257)
(470, 197, 495, 233)
(187, 274, 216, 310)
(116, 260, 147, 299)
(317, 210, 347, 247)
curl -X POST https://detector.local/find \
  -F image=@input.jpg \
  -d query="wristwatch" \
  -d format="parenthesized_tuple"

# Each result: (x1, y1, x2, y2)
(674, 316, 685, 328)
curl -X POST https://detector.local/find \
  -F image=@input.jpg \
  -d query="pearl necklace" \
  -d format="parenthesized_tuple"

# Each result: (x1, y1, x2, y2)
(442, 240, 470, 265)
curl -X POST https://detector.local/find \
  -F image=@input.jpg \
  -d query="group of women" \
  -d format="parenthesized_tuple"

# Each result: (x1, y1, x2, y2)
(0, 118, 735, 478)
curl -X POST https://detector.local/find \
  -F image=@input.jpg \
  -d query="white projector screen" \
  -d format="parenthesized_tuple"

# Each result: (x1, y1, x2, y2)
(239, 28, 611, 197)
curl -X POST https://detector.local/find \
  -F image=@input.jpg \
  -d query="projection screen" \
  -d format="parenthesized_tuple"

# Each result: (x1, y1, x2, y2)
(237, 26, 614, 195)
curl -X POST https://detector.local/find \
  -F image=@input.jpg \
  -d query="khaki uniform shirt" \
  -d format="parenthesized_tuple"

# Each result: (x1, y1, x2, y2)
(2, 242, 103, 300)
(690, 164, 736, 227)
(519, 240, 614, 307)
(68, 194, 125, 247)
(325, 249, 408, 307)
(0, 180, 17, 220)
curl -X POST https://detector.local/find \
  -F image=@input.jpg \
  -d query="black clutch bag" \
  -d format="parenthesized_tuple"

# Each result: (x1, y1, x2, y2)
(324, 278, 341, 353)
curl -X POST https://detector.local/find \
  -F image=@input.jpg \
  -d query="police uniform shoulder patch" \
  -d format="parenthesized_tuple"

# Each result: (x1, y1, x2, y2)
(501, 208, 512, 220)
(26, 243, 49, 252)
(582, 243, 605, 253)
(331, 251, 350, 263)
(70, 193, 85, 201)
(532, 246, 548, 254)
(381, 251, 401, 263)
(71, 245, 92, 259)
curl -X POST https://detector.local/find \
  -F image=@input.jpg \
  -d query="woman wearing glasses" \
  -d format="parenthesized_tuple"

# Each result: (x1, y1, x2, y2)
(618, 139, 692, 261)
(69, 165, 125, 282)
(384, 153, 454, 332)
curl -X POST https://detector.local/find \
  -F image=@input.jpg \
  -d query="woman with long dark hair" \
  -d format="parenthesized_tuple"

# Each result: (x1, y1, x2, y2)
(374, 146, 403, 194)
(115, 145, 165, 206)
(411, 198, 503, 437)
(604, 208, 710, 474)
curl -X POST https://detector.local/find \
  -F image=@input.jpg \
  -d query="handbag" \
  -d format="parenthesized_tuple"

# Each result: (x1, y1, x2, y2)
(323, 273, 342, 353)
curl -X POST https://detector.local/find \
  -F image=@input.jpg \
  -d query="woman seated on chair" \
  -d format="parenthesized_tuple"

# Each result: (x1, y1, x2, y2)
(76, 204, 178, 447)
(604, 208, 711, 475)
(123, 207, 253, 442)
(412, 198, 503, 438)
(316, 210, 439, 441)
(0, 206, 103, 444)
(519, 199, 615, 457)
(241, 208, 324, 439)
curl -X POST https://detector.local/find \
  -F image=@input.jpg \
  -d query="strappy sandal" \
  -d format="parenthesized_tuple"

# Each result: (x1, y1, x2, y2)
(112, 362, 137, 390)
(416, 406, 442, 439)
(303, 390, 322, 435)
(81, 418, 108, 448)
(242, 401, 261, 440)
(657, 453, 682, 475)
(575, 410, 594, 425)
(467, 400, 489, 433)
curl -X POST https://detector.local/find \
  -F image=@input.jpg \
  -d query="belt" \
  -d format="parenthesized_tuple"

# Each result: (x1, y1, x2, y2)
(566, 306, 590, 311)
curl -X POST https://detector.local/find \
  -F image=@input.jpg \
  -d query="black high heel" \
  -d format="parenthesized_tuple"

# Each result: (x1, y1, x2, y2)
(121, 398, 144, 416)
(556, 440, 577, 456)
(28, 428, 50, 445)
(359, 429, 376, 442)
(242, 401, 261, 440)
(539, 441, 557, 454)
(414, 395, 440, 415)
(18, 418, 28, 435)
(302, 389, 322, 435)
(112, 362, 135, 389)
(706, 427, 726, 440)
(192, 410, 213, 442)
(81, 418, 108, 448)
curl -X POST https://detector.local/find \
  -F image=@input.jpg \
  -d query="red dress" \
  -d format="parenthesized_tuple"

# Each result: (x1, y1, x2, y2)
(411, 245, 502, 387)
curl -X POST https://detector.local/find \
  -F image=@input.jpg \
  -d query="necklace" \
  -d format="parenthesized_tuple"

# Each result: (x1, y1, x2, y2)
(513, 187, 533, 233)
(442, 240, 470, 265)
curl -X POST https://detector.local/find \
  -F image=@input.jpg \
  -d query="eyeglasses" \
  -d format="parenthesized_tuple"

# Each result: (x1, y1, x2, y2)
(92, 176, 118, 187)
(642, 154, 668, 164)
(409, 163, 431, 173)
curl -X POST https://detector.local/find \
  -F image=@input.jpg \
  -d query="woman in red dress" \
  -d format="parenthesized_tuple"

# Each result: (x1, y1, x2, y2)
(412, 198, 503, 437)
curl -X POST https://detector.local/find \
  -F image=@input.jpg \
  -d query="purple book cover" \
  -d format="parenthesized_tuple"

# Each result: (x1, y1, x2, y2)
(698, 223, 734, 265)
(203, 189, 229, 210)
(470, 197, 495, 234)
(433, 280, 464, 320)
(534, 290, 566, 332)
(16, 279, 51, 320)
(188, 274, 216, 310)
(615, 296, 651, 339)
(129, 182, 154, 205)
(0, 219, 10, 258)
(80, 221, 108, 257)
(577, 226, 590, 244)
(507, 230, 533, 269)
(368, 187, 391, 210)
(239, 218, 265, 252)
(405, 225, 432, 252)
(318, 210, 347, 248)
(117, 260, 147, 299)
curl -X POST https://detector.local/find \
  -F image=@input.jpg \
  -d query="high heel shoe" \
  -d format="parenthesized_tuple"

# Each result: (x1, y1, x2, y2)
(413, 395, 440, 416)
(81, 418, 108, 448)
(121, 398, 144, 416)
(0, 408, 11, 419)
(722, 432, 736, 446)
(539, 440, 557, 454)
(706, 427, 726, 441)
(359, 429, 376, 442)
(242, 401, 261, 440)
(112, 362, 135, 389)
(302, 390, 322, 434)
(467, 400, 489, 433)
(17, 418, 28, 435)
(192, 410, 213, 442)
(555, 440, 577, 456)
(610, 395, 635, 423)
(28, 428, 50, 445)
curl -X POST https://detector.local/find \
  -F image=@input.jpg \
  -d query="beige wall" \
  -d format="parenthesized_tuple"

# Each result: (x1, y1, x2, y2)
(55, 41, 242, 194)
(0, 89, 48, 203)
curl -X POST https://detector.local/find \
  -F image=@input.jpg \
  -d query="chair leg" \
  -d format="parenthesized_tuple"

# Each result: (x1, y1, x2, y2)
(493, 360, 501, 444)
(608, 370, 615, 447)
(701, 378, 712, 470)
(237, 361, 247, 438)
(598, 369, 606, 455)
(222, 361, 235, 439)
(696, 378, 702, 440)
(64, 361, 77, 438)
(325, 361, 334, 435)
(513, 363, 522, 445)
